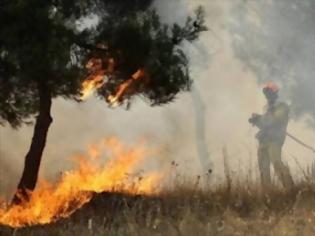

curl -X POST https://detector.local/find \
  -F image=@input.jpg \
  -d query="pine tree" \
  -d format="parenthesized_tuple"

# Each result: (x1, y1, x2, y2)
(0, 0, 207, 203)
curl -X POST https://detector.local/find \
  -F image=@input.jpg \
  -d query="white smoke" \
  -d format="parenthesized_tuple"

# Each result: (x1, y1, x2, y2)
(1, 0, 315, 199)
(230, 0, 315, 126)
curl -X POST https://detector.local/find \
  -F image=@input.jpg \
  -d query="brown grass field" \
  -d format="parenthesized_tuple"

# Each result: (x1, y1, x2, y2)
(1, 177, 315, 236)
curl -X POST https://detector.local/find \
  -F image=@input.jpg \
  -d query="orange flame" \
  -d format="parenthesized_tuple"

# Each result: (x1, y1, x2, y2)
(80, 73, 107, 100)
(0, 138, 164, 228)
(80, 52, 147, 107)
(108, 69, 146, 107)
(80, 58, 115, 100)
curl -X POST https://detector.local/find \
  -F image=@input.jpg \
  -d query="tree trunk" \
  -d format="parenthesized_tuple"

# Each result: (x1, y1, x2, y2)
(12, 83, 52, 204)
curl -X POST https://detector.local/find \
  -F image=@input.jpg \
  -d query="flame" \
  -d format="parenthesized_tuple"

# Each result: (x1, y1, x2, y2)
(80, 73, 107, 100)
(0, 138, 164, 228)
(108, 69, 145, 107)
(80, 58, 115, 100)
(80, 51, 147, 107)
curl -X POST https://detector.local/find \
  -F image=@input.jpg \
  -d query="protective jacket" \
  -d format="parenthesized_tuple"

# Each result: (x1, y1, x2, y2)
(255, 102, 289, 145)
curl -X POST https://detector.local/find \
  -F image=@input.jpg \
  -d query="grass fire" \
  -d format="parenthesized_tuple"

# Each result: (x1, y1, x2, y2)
(0, 138, 164, 228)
(1, 0, 315, 235)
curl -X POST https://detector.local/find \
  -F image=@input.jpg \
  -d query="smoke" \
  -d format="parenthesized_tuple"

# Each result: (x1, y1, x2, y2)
(1, 0, 315, 199)
(191, 84, 212, 174)
(230, 0, 315, 126)
(151, 0, 314, 177)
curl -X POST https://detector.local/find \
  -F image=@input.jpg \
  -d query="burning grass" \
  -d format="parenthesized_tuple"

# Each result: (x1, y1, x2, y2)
(1, 138, 315, 235)
(0, 138, 164, 228)
(1, 180, 315, 236)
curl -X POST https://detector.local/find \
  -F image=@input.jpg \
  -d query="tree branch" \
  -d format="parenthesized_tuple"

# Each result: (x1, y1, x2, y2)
(74, 40, 109, 54)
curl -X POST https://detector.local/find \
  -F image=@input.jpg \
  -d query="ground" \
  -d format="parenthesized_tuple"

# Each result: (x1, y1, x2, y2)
(1, 181, 315, 236)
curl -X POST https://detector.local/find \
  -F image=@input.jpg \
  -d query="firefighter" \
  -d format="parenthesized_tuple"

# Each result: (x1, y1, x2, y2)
(249, 82, 294, 188)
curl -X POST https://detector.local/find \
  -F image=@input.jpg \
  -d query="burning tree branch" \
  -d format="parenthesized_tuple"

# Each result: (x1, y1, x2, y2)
(78, 8, 207, 108)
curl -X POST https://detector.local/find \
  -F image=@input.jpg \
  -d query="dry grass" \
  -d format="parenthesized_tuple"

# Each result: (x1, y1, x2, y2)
(1, 149, 315, 235)
(1, 177, 315, 236)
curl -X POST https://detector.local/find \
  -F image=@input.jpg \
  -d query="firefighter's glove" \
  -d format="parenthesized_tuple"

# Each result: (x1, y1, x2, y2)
(249, 113, 261, 125)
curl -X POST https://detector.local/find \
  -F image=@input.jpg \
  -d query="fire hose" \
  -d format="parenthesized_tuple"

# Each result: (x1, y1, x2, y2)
(286, 132, 315, 153)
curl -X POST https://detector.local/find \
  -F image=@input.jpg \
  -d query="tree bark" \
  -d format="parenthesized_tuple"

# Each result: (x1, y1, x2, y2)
(12, 83, 52, 204)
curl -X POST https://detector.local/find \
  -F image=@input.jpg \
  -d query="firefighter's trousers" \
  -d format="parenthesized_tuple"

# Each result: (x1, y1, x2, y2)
(258, 142, 294, 188)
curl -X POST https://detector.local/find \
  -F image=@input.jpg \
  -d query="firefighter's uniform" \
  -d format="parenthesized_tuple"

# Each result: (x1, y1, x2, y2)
(254, 102, 294, 188)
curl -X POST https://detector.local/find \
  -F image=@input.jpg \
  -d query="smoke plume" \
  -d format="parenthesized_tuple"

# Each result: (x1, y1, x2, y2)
(1, 0, 315, 199)
(230, 0, 315, 126)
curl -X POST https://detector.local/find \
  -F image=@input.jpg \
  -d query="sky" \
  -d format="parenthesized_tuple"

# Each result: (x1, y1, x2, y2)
(1, 0, 314, 198)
